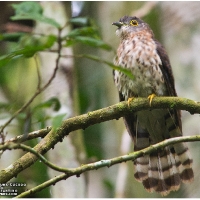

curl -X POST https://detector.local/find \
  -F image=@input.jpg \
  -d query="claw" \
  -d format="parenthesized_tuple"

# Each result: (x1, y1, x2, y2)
(148, 94, 156, 106)
(128, 97, 135, 107)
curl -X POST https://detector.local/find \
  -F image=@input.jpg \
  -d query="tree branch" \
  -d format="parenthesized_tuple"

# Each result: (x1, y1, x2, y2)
(0, 142, 71, 173)
(16, 134, 200, 198)
(3, 127, 51, 144)
(0, 97, 200, 183)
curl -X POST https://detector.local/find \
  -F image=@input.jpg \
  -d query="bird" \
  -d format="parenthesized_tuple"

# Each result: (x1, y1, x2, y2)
(112, 16, 194, 196)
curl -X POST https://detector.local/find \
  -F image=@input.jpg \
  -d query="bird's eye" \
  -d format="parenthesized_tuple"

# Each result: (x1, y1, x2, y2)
(130, 20, 138, 26)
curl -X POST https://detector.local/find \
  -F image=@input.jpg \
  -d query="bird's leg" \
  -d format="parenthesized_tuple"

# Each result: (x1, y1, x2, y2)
(128, 97, 135, 107)
(148, 94, 156, 106)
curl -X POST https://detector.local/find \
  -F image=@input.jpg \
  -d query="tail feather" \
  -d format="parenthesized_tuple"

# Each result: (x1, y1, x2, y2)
(167, 150, 181, 191)
(134, 156, 149, 181)
(173, 143, 194, 183)
(150, 153, 170, 194)
(126, 109, 194, 196)
(134, 145, 193, 196)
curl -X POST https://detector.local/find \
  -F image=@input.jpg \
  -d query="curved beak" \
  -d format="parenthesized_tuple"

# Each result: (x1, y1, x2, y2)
(112, 21, 123, 28)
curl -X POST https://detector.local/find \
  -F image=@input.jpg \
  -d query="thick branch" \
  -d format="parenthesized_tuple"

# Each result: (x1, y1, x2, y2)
(0, 97, 200, 183)
(16, 134, 200, 198)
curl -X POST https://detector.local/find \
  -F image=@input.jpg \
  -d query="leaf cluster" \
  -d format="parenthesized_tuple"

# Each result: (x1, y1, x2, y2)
(0, 2, 112, 129)
(0, 2, 135, 131)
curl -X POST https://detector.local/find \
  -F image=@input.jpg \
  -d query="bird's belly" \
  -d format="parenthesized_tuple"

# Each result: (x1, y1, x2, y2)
(114, 38, 167, 100)
(114, 62, 166, 100)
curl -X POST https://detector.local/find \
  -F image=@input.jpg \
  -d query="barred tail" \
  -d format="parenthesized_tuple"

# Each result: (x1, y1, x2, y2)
(133, 110, 194, 196)
(134, 145, 193, 196)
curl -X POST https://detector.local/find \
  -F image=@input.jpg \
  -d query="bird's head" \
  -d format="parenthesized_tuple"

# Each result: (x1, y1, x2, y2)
(112, 16, 153, 39)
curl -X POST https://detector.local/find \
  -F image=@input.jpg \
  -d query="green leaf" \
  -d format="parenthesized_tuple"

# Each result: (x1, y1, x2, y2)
(19, 34, 57, 57)
(33, 97, 61, 112)
(52, 114, 66, 130)
(0, 102, 13, 111)
(67, 36, 112, 51)
(11, 1, 43, 15)
(66, 27, 98, 38)
(65, 39, 76, 47)
(83, 54, 135, 80)
(0, 34, 57, 63)
(0, 33, 26, 42)
(11, 2, 61, 28)
(0, 53, 22, 68)
(20, 34, 57, 49)
(69, 17, 90, 26)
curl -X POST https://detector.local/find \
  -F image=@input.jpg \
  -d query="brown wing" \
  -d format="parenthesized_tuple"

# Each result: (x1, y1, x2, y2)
(155, 40, 182, 131)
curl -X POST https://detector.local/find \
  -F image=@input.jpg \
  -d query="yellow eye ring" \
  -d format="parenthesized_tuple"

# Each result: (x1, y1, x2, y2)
(130, 20, 138, 26)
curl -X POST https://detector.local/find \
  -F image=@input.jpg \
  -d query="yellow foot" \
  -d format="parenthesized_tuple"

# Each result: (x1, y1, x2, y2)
(128, 97, 135, 107)
(148, 94, 156, 106)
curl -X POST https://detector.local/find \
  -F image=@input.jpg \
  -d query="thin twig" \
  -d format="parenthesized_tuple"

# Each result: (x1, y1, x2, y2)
(34, 55, 42, 90)
(3, 127, 51, 144)
(16, 134, 200, 198)
(0, 142, 71, 173)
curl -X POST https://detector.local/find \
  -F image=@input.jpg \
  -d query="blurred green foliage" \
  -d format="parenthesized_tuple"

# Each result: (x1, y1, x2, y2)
(0, 2, 115, 197)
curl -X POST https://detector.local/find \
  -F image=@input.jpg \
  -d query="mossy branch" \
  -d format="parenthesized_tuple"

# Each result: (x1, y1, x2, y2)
(3, 127, 51, 144)
(1, 97, 200, 184)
